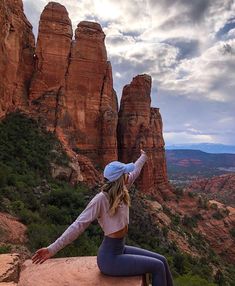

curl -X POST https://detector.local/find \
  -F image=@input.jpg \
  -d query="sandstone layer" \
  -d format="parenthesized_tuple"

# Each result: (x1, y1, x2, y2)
(18, 256, 144, 286)
(0, 0, 35, 119)
(118, 75, 170, 196)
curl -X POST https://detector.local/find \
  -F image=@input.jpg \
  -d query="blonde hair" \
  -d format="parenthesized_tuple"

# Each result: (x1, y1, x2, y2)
(101, 174, 130, 216)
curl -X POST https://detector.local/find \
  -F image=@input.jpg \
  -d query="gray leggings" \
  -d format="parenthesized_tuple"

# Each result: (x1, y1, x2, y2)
(97, 236, 174, 286)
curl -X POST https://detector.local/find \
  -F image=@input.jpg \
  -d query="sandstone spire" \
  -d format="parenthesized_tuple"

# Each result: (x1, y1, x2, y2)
(29, 2, 73, 130)
(59, 21, 118, 168)
(118, 74, 169, 195)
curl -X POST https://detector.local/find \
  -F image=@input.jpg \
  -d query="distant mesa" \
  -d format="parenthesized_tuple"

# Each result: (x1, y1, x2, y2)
(166, 143, 235, 154)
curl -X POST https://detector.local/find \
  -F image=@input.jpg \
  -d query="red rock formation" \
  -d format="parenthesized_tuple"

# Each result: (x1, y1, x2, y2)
(58, 21, 118, 168)
(0, 0, 35, 119)
(118, 75, 170, 196)
(29, 2, 72, 129)
(185, 173, 235, 207)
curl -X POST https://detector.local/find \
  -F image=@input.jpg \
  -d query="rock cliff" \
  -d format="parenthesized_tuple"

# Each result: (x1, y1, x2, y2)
(0, 0, 35, 119)
(117, 75, 170, 196)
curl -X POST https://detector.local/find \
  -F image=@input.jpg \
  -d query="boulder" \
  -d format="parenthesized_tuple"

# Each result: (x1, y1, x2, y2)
(18, 256, 144, 286)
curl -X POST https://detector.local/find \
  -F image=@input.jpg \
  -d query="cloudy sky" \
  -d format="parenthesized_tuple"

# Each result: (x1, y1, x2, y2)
(22, 0, 235, 145)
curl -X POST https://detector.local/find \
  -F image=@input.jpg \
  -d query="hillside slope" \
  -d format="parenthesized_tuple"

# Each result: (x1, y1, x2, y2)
(185, 174, 235, 207)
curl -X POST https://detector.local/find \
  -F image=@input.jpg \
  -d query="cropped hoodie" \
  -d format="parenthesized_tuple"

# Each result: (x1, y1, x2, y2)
(47, 153, 148, 256)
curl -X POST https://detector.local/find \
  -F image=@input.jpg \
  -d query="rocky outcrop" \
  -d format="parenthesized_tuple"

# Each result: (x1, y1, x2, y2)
(0, 0, 35, 119)
(0, 254, 20, 283)
(18, 256, 144, 286)
(29, 2, 72, 130)
(118, 75, 170, 196)
(0, 211, 31, 268)
(0, 213, 27, 245)
(185, 173, 235, 207)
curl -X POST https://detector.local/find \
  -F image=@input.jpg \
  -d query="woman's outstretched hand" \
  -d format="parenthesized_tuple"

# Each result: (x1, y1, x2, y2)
(32, 247, 53, 264)
(140, 149, 147, 156)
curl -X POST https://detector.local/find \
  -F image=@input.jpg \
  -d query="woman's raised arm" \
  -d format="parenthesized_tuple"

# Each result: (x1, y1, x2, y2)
(126, 150, 148, 189)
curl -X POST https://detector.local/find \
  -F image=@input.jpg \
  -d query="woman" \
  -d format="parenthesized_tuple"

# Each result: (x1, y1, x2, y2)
(32, 149, 174, 286)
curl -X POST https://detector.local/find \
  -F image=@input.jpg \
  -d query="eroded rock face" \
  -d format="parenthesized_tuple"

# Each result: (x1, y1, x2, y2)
(118, 75, 170, 195)
(0, 0, 35, 119)
(58, 21, 118, 168)
(29, 2, 72, 130)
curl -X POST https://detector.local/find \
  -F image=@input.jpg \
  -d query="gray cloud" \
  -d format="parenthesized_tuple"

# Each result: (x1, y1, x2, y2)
(150, 0, 210, 28)
(162, 38, 200, 60)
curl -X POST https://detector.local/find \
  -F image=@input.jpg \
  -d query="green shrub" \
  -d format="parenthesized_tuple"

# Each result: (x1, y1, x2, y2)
(212, 211, 224, 220)
(188, 192, 196, 198)
(229, 228, 235, 238)
(172, 214, 180, 226)
(173, 253, 185, 275)
(174, 187, 184, 198)
(0, 244, 12, 254)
